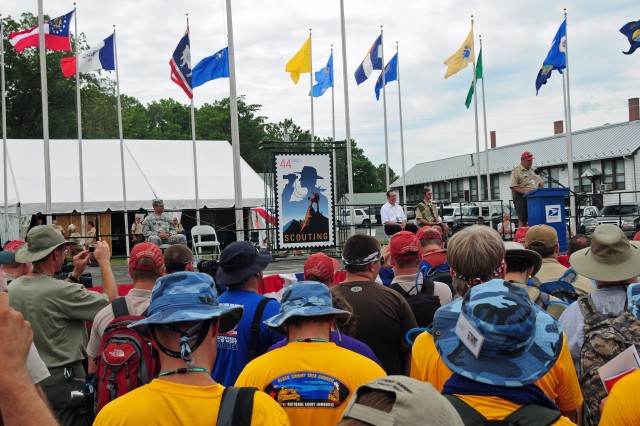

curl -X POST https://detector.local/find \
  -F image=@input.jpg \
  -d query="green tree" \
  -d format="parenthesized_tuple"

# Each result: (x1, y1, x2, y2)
(376, 164, 398, 191)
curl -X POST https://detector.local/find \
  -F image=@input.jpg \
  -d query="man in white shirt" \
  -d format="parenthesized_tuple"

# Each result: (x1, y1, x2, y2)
(381, 190, 418, 236)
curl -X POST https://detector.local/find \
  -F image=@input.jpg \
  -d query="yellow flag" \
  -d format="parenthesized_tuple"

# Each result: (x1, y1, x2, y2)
(286, 37, 311, 84)
(443, 28, 474, 79)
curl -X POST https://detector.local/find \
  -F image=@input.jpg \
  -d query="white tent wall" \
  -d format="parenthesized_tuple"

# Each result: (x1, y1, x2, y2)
(0, 139, 266, 241)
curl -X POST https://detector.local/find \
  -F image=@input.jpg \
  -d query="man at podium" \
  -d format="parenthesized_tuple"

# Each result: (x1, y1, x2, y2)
(510, 151, 544, 227)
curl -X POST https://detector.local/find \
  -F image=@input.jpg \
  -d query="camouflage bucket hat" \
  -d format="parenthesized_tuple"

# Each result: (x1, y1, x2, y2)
(129, 271, 243, 333)
(433, 279, 562, 387)
(264, 282, 350, 335)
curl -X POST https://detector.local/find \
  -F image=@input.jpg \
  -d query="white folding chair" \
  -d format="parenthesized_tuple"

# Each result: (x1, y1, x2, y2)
(191, 225, 221, 262)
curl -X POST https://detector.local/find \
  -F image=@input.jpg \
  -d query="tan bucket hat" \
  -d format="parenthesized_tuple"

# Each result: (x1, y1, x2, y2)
(15, 225, 80, 263)
(570, 224, 640, 282)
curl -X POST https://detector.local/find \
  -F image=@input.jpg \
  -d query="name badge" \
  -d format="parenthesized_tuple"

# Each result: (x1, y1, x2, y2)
(455, 312, 484, 358)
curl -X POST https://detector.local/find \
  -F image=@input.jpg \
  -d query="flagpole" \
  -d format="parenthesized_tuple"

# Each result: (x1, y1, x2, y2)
(479, 35, 490, 200)
(470, 16, 481, 200)
(396, 42, 407, 208)
(37, 0, 52, 224)
(563, 9, 576, 234)
(309, 28, 315, 152)
(380, 26, 390, 191)
(339, 0, 355, 236)
(226, 0, 245, 242)
(186, 15, 201, 225)
(73, 3, 86, 235)
(113, 26, 130, 257)
(330, 46, 337, 209)
(1, 13, 9, 242)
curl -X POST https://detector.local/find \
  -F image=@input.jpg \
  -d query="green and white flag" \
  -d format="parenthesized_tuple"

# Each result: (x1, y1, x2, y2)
(465, 48, 483, 108)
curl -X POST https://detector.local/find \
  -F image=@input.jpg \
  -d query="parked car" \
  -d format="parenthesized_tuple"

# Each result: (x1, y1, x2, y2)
(361, 206, 382, 224)
(336, 208, 375, 227)
(586, 204, 640, 237)
(459, 205, 506, 228)
(571, 205, 600, 234)
(441, 203, 475, 236)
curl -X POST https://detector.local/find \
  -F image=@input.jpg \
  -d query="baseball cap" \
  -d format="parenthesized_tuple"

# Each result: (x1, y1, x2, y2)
(15, 225, 79, 263)
(417, 226, 442, 241)
(264, 282, 350, 335)
(129, 242, 164, 271)
(389, 231, 421, 260)
(521, 151, 534, 160)
(513, 226, 530, 244)
(434, 279, 562, 387)
(3, 240, 25, 253)
(304, 253, 339, 283)
(341, 376, 464, 426)
(0, 251, 15, 265)
(525, 225, 558, 250)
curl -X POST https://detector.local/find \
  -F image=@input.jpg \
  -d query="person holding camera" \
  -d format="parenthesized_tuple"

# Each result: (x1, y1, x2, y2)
(8, 225, 117, 426)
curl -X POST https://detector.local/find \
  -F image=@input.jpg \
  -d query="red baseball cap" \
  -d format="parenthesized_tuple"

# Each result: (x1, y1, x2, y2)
(389, 231, 421, 260)
(417, 226, 442, 241)
(3, 240, 26, 253)
(129, 242, 164, 271)
(521, 151, 534, 160)
(513, 226, 531, 244)
(304, 253, 339, 283)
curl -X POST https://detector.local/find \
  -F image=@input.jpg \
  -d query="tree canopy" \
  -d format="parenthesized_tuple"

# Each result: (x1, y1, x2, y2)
(1, 13, 395, 193)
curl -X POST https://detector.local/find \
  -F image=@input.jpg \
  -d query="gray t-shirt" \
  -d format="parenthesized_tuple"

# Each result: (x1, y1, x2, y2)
(27, 343, 50, 384)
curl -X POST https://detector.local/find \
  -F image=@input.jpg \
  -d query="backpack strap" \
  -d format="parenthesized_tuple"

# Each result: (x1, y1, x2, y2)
(247, 298, 272, 361)
(442, 394, 487, 426)
(577, 294, 598, 321)
(111, 297, 129, 319)
(559, 267, 578, 283)
(389, 283, 411, 298)
(503, 403, 562, 426)
(535, 291, 550, 308)
(420, 275, 435, 297)
(216, 386, 256, 426)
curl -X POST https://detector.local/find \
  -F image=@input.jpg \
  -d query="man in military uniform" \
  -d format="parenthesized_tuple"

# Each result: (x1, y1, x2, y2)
(415, 187, 448, 237)
(142, 199, 188, 246)
(509, 151, 543, 227)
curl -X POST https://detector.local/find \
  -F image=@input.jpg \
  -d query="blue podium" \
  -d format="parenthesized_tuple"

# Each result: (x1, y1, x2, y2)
(524, 188, 569, 252)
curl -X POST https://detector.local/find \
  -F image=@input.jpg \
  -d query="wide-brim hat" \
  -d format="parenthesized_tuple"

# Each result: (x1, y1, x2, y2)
(504, 241, 543, 277)
(130, 272, 244, 333)
(434, 279, 562, 387)
(215, 241, 271, 285)
(15, 225, 80, 263)
(570, 223, 640, 282)
(264, 282, 350, 335)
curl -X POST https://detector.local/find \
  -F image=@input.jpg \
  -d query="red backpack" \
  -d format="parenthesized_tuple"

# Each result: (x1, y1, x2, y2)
(94, 297, 160, 412)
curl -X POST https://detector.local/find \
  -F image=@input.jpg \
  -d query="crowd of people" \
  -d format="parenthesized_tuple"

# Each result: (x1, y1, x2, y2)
(3, 172, 640, 425)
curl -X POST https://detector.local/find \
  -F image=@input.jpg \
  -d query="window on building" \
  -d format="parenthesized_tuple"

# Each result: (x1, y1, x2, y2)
(573, 163, 592, 193)
(451, 179, 464, 202)
(602, 158, 625, 190)
(469, 177, 479, 201)
(539, 167, 560, 188)
(491, 175, 500, 200)
(432, 182, 450, 201)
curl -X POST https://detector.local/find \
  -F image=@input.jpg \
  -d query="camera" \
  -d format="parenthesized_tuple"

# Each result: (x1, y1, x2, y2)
(197, 259, 226, 295)
(55, 263, 93, 288)
(89, 245, 96, 253)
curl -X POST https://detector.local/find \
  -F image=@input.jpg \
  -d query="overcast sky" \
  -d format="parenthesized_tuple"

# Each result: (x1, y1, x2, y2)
(4, 0, 638, 177)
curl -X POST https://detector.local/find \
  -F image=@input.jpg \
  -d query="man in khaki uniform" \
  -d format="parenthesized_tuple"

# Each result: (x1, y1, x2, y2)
(509, 151, 543, 227)
(415, 187, 448, 237)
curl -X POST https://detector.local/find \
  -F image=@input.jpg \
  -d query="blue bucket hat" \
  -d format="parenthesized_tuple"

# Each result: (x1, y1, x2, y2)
(215, 241, 271, 285)
(433, 279, 562, 387)
(129, 272, 243, 334)
(264, 282, 350, 335)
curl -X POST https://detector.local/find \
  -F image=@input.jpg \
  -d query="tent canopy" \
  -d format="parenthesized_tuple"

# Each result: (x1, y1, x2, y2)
(0, 139, 266, 215)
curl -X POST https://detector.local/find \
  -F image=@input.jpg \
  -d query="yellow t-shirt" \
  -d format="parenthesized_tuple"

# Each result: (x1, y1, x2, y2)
(235, 341, 386, 426)
(93, 379, 290, 426)
(410, 332, 582, 412)
(454, 394, 576, 425)
(599, 369, 640, 426)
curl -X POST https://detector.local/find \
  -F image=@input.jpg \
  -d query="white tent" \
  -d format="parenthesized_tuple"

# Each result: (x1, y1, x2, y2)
(0, 139, 266, 240)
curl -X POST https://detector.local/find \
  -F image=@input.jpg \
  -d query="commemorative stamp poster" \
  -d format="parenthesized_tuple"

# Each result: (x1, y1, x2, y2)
(274, 153, 334, 249)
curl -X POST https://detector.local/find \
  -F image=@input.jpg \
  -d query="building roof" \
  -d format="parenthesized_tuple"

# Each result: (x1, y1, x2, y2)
(392, 120, 640, 187)
(340, 192, 387, 206)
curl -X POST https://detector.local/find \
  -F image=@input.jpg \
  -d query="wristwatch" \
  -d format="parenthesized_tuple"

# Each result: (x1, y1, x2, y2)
(67, 273, 80, 283)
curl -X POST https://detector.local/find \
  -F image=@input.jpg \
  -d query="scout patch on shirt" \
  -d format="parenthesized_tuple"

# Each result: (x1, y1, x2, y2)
(264, 371, 350, 408)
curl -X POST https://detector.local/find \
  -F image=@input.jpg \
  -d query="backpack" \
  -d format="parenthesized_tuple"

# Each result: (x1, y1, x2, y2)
(443, 394, 561, 426)
(577, 288, 640, 426)
(420, 258, 455, 297)
(216, 386, 257, 426)
(95, 297, 160, 413)
(533, 290, 567, 320)
(389, 271, 441, 329)
(537, 267, 580, 305)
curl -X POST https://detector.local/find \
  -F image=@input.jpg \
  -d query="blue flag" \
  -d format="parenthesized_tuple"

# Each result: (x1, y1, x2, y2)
(374, 53, 398, 100)
(169, 30, 193, 99)
(354, 35, 383, 85)
(309, 53, 333, 97)
(192, 47, 229, 88)
(620, 20, 640, 55)
(535, 20, 567, 95)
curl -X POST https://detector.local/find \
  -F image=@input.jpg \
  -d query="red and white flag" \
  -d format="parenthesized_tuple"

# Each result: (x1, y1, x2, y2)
(9, 10, 74, 53)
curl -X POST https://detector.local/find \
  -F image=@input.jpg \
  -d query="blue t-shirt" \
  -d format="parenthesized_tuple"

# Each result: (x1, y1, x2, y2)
(266, 330, 381, 366)
(212, 289, 284, 386)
